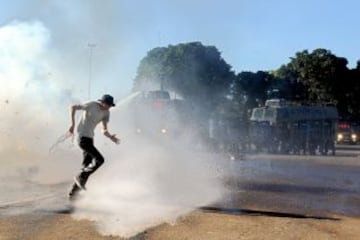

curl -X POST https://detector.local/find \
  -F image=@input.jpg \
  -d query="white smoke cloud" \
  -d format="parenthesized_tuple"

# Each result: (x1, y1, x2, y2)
(0, 18, 226, 238)
(72, 104, 225, 237)
(0, 21, 49, 99)
(0, 20, 78, 182)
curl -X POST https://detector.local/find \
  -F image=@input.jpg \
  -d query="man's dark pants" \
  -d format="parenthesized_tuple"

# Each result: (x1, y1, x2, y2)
(69, 137, 104, 198)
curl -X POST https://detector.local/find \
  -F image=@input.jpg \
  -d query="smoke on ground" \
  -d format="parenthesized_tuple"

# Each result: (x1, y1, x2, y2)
(71, 99, 225, 237)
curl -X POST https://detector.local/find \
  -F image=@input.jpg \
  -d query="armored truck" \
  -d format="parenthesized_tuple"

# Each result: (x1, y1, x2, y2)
(249, 99, 338, 155)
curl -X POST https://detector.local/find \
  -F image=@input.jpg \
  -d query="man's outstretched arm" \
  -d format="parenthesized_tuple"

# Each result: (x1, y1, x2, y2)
(102, 121, 120, 144)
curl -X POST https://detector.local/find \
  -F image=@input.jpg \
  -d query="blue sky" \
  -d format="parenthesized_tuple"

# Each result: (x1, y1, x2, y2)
(1, 0, 359, 99)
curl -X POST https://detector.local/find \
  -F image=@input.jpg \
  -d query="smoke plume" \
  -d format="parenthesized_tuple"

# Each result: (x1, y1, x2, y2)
(0, 19, 226, 237)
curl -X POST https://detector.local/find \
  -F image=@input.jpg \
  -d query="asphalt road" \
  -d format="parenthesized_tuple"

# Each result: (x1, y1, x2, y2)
(2, 144, 360, 218)
(217, 144, 360, 218)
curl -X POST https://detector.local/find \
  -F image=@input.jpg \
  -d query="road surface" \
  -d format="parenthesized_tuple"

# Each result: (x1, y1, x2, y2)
(1, 144, 360, 239)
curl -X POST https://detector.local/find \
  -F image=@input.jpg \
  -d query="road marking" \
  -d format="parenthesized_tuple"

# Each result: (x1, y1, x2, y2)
(0, 193, 59, 209)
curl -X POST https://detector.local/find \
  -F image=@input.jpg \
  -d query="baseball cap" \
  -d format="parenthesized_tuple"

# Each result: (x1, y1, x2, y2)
(98, 94, 115, 107)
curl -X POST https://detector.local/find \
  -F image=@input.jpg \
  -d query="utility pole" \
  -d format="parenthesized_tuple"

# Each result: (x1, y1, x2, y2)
(88, 43, 96, 99)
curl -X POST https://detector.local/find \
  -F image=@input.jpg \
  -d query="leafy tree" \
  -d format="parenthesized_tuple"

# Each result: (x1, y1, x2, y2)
(133, 42, 235, 113)
(232, 71, 271, 109)
(285, 49, 348, 103)
(272, 65, 306, 102)
(274, 49, 356, 117)
(134, 44, 360, 120)
(355, 60, 360, 73)
(346, 67, 360, 118)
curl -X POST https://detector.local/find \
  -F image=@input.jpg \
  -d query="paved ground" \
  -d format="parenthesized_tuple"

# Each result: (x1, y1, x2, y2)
(1, 211, 360, 240)
(1, 144, 360, 239)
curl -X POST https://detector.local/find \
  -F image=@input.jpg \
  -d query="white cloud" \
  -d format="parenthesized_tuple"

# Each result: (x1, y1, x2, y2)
(0, 20, 77, 174)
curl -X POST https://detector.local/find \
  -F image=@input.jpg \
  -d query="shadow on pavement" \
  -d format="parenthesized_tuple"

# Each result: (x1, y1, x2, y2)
(199, 206, 340, 221)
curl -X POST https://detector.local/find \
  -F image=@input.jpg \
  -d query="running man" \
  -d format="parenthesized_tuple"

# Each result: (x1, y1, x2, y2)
(68, 94, 119, 200)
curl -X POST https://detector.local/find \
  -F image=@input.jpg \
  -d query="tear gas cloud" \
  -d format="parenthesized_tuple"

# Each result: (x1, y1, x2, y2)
(0, 20, 226, 237)
(73, 100, 225, 237)
(0, 20, 77, 174)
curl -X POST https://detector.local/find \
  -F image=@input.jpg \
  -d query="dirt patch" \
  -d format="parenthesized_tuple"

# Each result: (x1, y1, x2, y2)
(0, 211, 359, 240)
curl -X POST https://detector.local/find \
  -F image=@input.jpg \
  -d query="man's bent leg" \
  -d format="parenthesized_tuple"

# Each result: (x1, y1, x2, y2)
(69, 137, 104, 199)
(82, 151, 93, 168)
(76, 137, 104, 188)
(79, 137, 104, 174)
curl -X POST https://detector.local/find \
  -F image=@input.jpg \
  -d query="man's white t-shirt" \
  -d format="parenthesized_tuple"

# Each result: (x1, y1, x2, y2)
(77, 101, 110, 139)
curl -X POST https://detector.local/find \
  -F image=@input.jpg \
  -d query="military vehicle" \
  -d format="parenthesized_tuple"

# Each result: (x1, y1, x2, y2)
(249, 99, 338, 155)
(129, 90, 191, 138)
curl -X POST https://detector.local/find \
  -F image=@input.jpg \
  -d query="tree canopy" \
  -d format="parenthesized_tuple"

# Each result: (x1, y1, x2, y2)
(278, 49, 348, 102)
(133, 43, 360, 119)
(273, 49, 360, 117)
(232, 71, 271, 109)
(133, 42, 235, 113)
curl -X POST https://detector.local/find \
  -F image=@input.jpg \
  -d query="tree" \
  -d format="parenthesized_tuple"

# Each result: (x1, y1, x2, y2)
(232, 71, 272, 109)
(133, 42, 235, 113)
(285, 49, 348, 104)
(345, 67, 360, 118)
(274, 49, 357, 117)
(272, 65, 307, 102)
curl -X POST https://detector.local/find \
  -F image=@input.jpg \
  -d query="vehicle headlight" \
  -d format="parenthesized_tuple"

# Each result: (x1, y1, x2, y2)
(337, 133, 343, 140)
(351, 133, 357, 140)
(161, 128, 167, 134)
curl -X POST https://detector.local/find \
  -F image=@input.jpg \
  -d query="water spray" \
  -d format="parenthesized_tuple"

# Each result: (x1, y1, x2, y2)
(48, 132, 74, 154)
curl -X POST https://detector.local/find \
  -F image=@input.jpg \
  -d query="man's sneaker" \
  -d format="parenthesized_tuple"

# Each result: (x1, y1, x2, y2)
(68, 182, 81, 201)
(73, 176, 87, 190)
(69, 191, 79, 201)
